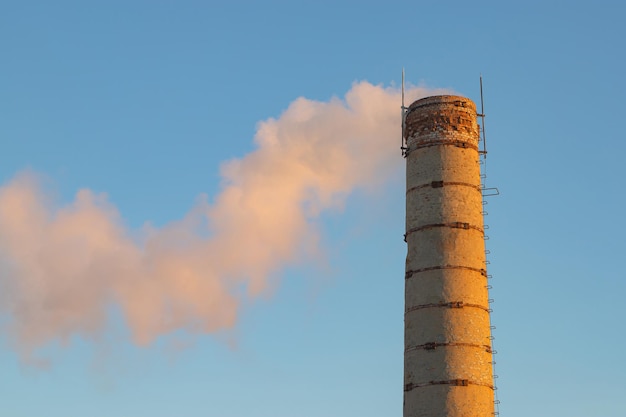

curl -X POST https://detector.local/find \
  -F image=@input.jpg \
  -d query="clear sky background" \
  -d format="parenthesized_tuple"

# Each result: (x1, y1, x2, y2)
(1, 1, 625, 416)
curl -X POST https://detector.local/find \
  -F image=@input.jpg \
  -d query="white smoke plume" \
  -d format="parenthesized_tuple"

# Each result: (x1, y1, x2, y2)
(0, 81, 448, 359)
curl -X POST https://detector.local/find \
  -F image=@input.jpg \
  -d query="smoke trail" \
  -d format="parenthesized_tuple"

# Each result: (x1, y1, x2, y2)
(0, 81, 448, 359)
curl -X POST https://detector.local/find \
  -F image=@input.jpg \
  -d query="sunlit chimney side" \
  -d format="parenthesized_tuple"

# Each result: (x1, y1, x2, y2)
(403, 95, 495, 417)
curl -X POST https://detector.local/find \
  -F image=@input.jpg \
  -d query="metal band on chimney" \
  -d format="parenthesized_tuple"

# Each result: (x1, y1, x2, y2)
(404, 380, 495, 392)
(406, 181, 482, 194)
(405, 301, 491, 314)
(405, 342, 493, 354)
(404, 222, 484, 242)
(405, 265, 487, 279)
(411, 140, 479, 152)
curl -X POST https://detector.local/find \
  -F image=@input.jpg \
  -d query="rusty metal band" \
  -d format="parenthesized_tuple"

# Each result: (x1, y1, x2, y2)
(405, 222, 484, 240)
(405, 265, 487, 279)
(404, 379, 494, 392)
(405, 341, 492, 354)
(406, 180, 482, 194)
(409, 140, 479, 152)
(406, 100, 472, 114)
(405, 301, 490, 314)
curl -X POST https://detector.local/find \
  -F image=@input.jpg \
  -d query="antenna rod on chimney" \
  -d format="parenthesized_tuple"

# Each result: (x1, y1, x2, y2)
(479, 74, 487, 157)
(401, 68, 408, 156)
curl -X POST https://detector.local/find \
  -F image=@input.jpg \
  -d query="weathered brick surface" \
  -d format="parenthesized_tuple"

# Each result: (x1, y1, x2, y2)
(404, 96, 494, 417)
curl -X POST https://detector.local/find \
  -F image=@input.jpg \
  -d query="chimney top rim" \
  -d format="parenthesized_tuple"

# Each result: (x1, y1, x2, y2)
(408, 95, 476, 110)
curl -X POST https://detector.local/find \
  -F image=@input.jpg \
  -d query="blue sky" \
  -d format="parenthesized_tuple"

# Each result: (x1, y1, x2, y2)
(1, 1, 625, 416)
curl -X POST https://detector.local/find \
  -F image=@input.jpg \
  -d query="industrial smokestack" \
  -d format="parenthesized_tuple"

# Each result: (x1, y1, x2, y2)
(403, 96, 495, 416)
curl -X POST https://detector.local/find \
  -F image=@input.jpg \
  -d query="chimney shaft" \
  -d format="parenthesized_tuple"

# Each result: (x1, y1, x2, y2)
(404, 96, 494, 416)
